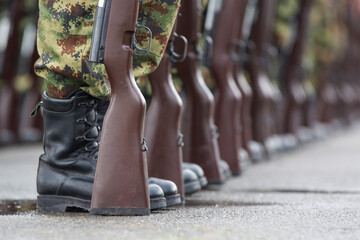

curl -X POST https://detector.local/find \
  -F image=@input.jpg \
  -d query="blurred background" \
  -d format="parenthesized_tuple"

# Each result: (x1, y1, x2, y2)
(0, 0, 359, 147)
(0, 1, 360, 238)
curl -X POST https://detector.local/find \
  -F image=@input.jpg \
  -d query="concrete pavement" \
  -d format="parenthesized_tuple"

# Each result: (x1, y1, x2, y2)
(0, 123, 360, 240)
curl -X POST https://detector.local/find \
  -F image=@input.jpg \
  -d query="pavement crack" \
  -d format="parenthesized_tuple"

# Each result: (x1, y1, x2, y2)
(238, 189, 360, 195)
(184, 199, 281, 208)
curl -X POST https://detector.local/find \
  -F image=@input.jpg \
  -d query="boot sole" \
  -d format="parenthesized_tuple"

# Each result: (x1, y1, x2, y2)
(223, 169, 232, 181)
(207, 178, 226, 186)
(37, 195, 165, 214)
(37, 195, 90, 212)
(206, 168, 235, 186)
(199, 176, 208, 188)
(165, 194, 181, 207)
(184, 180, 202, 196)
(150, 197, 167, 210)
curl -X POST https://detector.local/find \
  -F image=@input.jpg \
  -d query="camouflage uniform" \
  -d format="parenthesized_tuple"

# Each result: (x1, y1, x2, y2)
(35, 0, 180, 99)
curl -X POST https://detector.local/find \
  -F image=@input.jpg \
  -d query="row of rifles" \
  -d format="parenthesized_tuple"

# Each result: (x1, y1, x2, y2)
(0, 0, 360, 182)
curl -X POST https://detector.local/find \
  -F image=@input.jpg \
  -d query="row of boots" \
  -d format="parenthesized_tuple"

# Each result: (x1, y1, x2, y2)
(34, 90, 209, 213)
(19, 0, 360, 216)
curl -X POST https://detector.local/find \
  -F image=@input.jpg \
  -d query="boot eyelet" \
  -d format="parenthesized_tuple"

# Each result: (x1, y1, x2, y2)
(77, 118, 86, 124)
(78, 147, 89, 154)
(76, 136, 85, 142)
(78, 102, 88, 107)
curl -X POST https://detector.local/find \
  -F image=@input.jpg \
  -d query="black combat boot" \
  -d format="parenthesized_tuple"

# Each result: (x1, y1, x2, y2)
(182, 162, 208, 188)
(35, 91, 166, 212)
(148, 178, 181, 206)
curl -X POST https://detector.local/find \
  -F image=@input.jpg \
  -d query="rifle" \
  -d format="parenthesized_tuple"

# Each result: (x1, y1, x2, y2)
(201, 0, 222, 67)
(145, 22, 186, 199)
(90, 0, 150, 216)
(0, 3, 10, 73)
(89, 0, 151, 64)
(336, 1, 358, 124)
(232, 0, 269, 162)
(19, 38, 43, 142)
(318, 64, 337, 125)
(0, 0, 24, 144)
(228, 0, 255, 165)
(262, 0, 292, 152)
(176, 0, 224, 184)
(246, 0, 277, 156)
(210, 0, 243, 175)
(352, 3, 360, 119)
(19, 4, 43, 143)
(282, 0, 313, 137)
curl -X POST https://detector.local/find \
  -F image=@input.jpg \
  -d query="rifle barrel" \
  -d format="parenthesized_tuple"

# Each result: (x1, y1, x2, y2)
(89, 0, 107, 63)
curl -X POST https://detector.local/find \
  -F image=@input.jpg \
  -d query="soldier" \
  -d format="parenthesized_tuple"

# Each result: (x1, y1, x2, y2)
(33, 0, 188, 213)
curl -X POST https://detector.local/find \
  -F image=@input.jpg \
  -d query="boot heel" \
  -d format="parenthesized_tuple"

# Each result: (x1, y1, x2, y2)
(37, 196, 90, 212)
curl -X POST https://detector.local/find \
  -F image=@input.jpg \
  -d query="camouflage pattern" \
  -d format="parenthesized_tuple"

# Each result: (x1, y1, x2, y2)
(35, 0, 109, 99)
(269, 0, 300, 84)
(202, 0, 209, 8)
(35, 0, 180, 99)
(303, 0, 347, 89)
(274, 0, 299, 51)
(133, 0, 181, 77)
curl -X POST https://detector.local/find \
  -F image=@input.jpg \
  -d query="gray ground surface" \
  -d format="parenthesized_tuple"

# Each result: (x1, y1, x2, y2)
(0, 124, 360, 240)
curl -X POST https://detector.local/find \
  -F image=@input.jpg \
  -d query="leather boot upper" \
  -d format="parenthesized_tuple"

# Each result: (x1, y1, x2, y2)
(37, 91, 99, 200)
(37, 92, 164, 201)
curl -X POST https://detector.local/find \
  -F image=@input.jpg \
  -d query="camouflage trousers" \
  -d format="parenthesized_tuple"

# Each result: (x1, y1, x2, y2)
(35, 0, 180, 99)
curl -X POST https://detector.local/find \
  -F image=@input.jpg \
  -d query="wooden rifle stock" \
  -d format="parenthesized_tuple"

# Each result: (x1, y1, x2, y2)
(350, 4, 360, 119)
(283, 0, 313, 136)
(246, 0, 277, 155)
(211, 0, 243, 175)
(176, 0, 224, 184)
(145, 23, 185, 198)
(233, 0, 253, 156)
(19, 39, 43, 142)
(19, 7, 43, 143)
(0, 0, 24, 144)
(90, 0, 150, 216)
(335, 2, 359, 124)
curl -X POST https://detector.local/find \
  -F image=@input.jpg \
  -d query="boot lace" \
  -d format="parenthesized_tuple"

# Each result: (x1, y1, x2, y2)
(76, 99, 100, 156)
